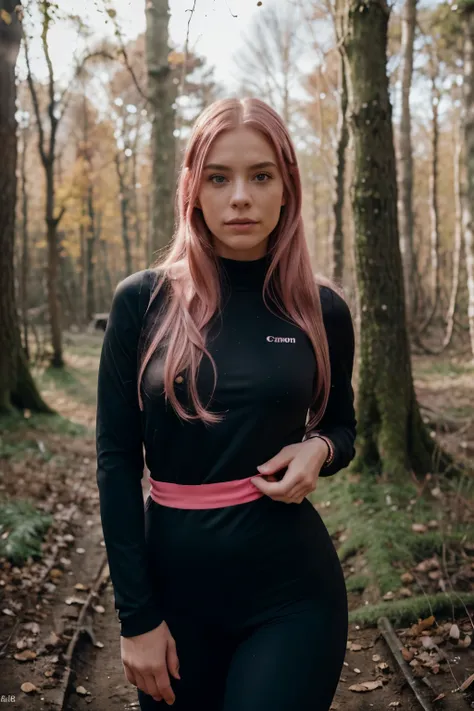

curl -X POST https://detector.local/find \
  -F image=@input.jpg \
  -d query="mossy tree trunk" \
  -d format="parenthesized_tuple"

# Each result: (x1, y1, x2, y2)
(145, 0, 176, 260)
(339, 0, 453, 478)
(331, 45, 348, 284)
(462, 1, 474, 358)
(397, 0, 417, 326)
(0, 1, 53, 415)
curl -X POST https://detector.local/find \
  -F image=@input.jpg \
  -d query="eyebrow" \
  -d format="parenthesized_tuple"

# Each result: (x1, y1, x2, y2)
(203, 161, 277, 171)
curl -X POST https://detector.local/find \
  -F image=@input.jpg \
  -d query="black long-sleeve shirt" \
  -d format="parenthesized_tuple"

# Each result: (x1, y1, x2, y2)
(96, 255, 357, 637)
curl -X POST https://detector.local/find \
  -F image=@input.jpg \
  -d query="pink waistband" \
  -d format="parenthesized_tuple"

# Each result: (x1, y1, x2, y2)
(148, 474, 265, 509)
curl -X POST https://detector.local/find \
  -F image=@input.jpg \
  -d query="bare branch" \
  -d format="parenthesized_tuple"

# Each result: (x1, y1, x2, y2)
(101, 0, 149, 103)
(23, 27, 47, 166)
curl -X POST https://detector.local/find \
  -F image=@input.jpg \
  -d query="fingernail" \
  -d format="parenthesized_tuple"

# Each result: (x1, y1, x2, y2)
(257, 465, 267, 472)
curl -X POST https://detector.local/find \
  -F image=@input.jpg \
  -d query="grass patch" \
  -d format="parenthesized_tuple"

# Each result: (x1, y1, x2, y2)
(414, 359, 474, 379)
(0, 411, 87, 459)
(312, 473, 472, 595)
(0, 498, 53, 565)
(36, 364, 97, 409)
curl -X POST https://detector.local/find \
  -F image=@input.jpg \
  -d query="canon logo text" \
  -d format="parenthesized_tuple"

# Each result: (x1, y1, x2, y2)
(266, 336, 296, 343)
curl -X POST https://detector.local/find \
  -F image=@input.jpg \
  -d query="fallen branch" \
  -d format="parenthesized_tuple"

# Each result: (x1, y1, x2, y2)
(378, 615, 434, 711)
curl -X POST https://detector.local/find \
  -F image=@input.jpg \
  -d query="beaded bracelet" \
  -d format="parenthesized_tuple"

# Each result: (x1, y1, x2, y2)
(303, 432, 335, 468)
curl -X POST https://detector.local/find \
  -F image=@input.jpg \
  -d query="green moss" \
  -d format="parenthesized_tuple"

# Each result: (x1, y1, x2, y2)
(312, 472, 472, 595)
(346, 573, 371, 593)
(349, 592, 474, 627)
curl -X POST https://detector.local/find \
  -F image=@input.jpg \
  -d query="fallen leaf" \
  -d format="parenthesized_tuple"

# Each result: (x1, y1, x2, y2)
(93, 605, 105, 614)
(449, 624, 460, 640)
(410, 615, 435, 636)
(74, 583, 89, 591)
(421, 636, 435, 649)
(2, 608, 16, 616)
(458, 635, 471, 648)
(401, 647, 414, 662)
(399, 587, 413, 597)
(372, 654, 381, 662)
(400, 572, 414, 584)
(433, 693, 445, 702)
(377, 662, 389, 671)
(21, 682, 38, 694)
(383, 591, 395, 601)
(65, 596, 87, 606)
(415, 557, 439, 572)
(349, 680, 383, 692)
(23, 622, 40, 635)
(388, 703, 401, 707)
(76, 685, 89, 696)
(354, 668, 361, 673)
(412, 523, 427, 533)
(14, 650, 37, 662)
(349, 642, 362, 651)
(1, 9, 12, 25)
(49, 569, 63, 580)
(460, 672, 474, 692)
(46, 631, 61, 647)
(94, 641, 104, 648)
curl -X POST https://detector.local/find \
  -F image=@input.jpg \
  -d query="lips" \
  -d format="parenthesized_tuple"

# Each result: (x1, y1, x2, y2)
(225, 219, 258, 225)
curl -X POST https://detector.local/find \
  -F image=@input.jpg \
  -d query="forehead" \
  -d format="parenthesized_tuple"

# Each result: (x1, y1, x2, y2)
(205, 126, 277, 166)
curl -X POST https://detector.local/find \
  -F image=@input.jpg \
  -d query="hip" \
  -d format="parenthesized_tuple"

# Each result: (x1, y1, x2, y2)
(144, 494, 346, 609)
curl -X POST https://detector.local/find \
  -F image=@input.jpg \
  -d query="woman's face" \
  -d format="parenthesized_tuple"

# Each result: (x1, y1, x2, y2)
(196, 126, 286, 261)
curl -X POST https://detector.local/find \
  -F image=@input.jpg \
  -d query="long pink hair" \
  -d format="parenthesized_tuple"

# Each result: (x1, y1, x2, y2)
(138, 97, 340, 433)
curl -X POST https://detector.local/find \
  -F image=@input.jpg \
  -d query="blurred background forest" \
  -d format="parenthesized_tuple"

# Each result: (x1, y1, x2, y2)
(1, 0, 474, 708)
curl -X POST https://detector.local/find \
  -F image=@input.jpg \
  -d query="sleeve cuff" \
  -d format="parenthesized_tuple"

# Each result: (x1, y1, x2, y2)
(119, 603, 164, 638)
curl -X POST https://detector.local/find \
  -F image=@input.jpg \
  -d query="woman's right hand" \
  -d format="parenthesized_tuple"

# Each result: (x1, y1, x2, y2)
(121, 620, 180, 705)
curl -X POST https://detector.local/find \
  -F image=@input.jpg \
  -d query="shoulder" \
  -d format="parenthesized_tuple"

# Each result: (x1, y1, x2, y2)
(114, 269, 160, 302)
(318, 284, 353, 327)
(110, 269, 164, 328)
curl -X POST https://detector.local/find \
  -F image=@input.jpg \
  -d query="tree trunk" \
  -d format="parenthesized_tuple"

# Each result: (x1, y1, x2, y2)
(340, 0, 453, 478)
(115, 154, 133, 276)
(25, 0, 64, 368)
(462, 4, 474, 358)
(20, 122, 30, 360)
(331, 49, 349, 283)
(397, 0, 417, 326)
(45, 169, 64, 367)
(85, 182, 97, 322)
(444, 114, 464, 348)
(427, 67, 441, 322)
(145, 0, 176, 257)
(0, 0, 52, 414)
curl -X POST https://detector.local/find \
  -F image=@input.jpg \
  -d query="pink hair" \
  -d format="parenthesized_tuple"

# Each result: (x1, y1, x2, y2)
(138, 97, 341, 433)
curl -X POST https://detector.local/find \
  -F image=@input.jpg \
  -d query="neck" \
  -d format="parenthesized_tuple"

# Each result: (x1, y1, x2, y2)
(217, 253, 271, 292)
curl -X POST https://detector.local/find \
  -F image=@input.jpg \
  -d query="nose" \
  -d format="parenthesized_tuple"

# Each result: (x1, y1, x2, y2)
(230, 178, 252, 208)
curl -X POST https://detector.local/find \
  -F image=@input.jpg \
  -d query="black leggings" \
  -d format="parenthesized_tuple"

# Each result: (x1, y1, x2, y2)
(137, 597, 347, 711)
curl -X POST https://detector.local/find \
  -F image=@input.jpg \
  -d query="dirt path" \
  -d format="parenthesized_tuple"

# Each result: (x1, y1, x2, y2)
(1, 339, 473, 710)
(2, 432, 470, 711)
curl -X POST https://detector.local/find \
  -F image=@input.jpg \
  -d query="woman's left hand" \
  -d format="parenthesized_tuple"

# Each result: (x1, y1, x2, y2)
(250, 439, 329, 504)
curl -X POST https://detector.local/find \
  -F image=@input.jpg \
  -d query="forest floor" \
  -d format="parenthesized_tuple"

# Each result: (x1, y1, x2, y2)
(0, 331, 473, 711)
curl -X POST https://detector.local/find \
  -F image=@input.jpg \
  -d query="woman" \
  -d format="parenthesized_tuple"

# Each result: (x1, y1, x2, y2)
(96, 97, 357, 711)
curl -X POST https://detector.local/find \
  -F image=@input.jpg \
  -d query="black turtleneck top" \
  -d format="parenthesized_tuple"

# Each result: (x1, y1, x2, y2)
(96, 255, 357, 637)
